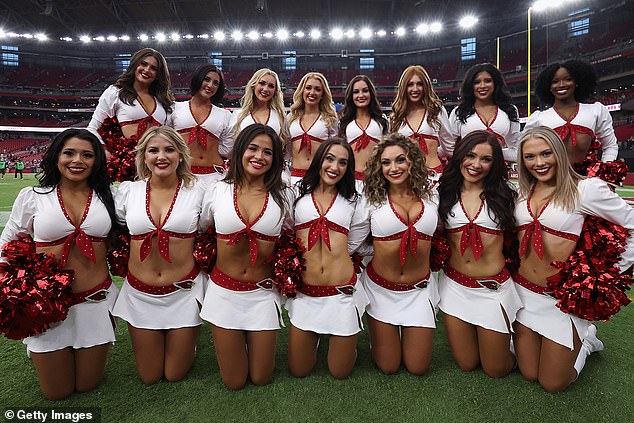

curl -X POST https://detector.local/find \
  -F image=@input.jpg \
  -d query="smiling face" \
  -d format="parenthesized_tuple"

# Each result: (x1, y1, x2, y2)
(550, 66, 576, 103)
(522, 137, 557, 184)
(57, 137, 95, 185)
(473, 70, 495, 103)
(319, 144, 349, 187)
(254, 74, 277, 104)
(144, 136, 181, 179)
(135, 54, 159, 86)
(406, 74, 425, 104)
(242, 133, 274, 178)
(381, 145, 410, 186)
(198, 71, 221, 99)
(303, 77, 324, 107)
(460, 142, 493, 185)
(352, 80, 371, 109)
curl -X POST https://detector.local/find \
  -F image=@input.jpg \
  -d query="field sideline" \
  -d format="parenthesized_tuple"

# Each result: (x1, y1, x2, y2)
(0, 174, 633, 422)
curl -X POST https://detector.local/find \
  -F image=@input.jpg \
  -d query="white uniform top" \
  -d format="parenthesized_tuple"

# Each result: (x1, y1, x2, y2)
(1, 186, 111, 245)
(515, 178, 634, 270)
(396, 107, 454, 159)
(87, 85, 170, 143)
(448, 106, 520, 162)
(289, 114, 337, 149)
(168, 101, 234, 157)
(344, 118, 385, 151)
(230, 109, 286, 138)
(293, 191, 368, 255)
(524, 102, 618, 162)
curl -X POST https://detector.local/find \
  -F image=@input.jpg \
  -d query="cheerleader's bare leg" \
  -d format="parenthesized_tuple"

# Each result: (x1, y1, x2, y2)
(212, 326, 248, 390)
(402, 327, 434, 376)
(31, 349, 75, 400)
(164, 326, 200, 382)
(367, 316, 401, 374)
(128, 325, 166, 385)
(444, 314, 480, 371)
(246, 330, 278, 386)
(287, 324, 319, 377)
(327, 334, 358, 379)
(74, 343, 111, 391)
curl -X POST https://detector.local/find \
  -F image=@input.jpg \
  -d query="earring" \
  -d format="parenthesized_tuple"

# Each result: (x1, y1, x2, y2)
(179, 159, 183, 162)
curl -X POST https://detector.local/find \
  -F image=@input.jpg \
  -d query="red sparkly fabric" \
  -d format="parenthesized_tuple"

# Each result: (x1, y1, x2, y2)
(0, 236, 74, 340)
(193, 228, 217, 275)
(97, 116, 138, 182)
(271, 232, 305, 298)
(430, 231, 451, 272)
(107, 228, 130, 277)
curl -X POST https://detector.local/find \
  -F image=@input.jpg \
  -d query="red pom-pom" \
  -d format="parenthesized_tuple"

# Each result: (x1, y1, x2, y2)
(430, 231, 450, 272)
(0, 236, 74, 340)
(194, 228, 217, 275)
(587, 160, 628, 187)
(98, 117, 138, 182)
(351, 253, 365, 274)
(547, 215, 632, 321)
(107, 228, 130, 277)
(503, 230, 521, 275)
(271, 232, 305, 298)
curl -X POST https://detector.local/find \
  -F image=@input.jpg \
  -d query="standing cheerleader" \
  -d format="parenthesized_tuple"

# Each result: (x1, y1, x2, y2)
(437, 130, 521, 378)
(525, 60, 618, 170)
(200, 124, 289, 390)
(391, 65, 453, 184)
(286, 139, 369, 379)
(449, 63, 520, 162)
(513, 126, 634, 392)
(288, 72, 338, 184)
(168, 64, 233, 186)
(87, 48, 174, 180)
(231, 68, 288, 142)
(339, 75, 388, 189)
(112, 126, 208, 384)
(0, 129, 118, 400)
(359, 134, 438, 375)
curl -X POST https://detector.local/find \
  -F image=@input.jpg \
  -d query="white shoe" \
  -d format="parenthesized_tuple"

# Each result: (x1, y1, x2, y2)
(584, 324, 604, 353)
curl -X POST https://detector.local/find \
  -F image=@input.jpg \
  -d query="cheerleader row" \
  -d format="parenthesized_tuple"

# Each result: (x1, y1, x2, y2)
(85, 48, 618, 186)
(1, 120, 632, 399)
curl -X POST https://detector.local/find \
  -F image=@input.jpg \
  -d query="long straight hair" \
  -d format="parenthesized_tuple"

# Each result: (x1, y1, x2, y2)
(338, 75, 388, 138)
(390, 65, 444, 132)
(289, 72, 338, 130)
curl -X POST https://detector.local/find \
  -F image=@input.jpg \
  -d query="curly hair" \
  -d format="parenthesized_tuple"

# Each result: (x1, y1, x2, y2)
(233, 68, 289, 141)
(338, 75, 388, 138)
(455, 63, 518, 124)
(363, 133, 431, 206)
(390, 65, 444, 132)
(190, 64, 225, 107)
(295, 138, 358, 203)
(38, 128, 118, 236)
(135, 126, 196, 187)
(289, 72, 338, 130)
(535, 60, 597, 108)
(438, 130, 517, 231)
(114, 48, 174, 113)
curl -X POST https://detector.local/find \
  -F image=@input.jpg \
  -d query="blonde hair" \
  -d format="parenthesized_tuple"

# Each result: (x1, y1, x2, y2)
(390, 65, 444, 132)
(518, 126, 583, 212)
(289, 72, 338, 130)
(363, 133, 431, 206)
(135, 126, 196, 187)
(234, 68, 288, 141)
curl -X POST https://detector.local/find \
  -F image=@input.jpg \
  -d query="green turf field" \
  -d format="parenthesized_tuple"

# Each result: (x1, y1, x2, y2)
(0, 174, 633, 422)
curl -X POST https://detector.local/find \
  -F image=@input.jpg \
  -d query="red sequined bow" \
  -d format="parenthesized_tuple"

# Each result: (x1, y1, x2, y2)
(140, 229, 172, 263)
(460, 223, 484, 261)
(297, 133, 314, 154)
(519, 219, 545, 259)
(136, 116, 159, 137)
(554, 123, 595, 147)
(410, 133, 428, 154)
(352, 132, 375, 152)
(227, 227, 259, 267)
(187, 126, 217, 150)
(399, 226, 421, 266)
(59, 228, 96, 267)
(307, 216, 333, 251)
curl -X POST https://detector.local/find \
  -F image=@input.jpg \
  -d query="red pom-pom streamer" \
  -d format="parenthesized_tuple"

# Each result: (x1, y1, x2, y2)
(572, 145, 627, 187)
(547, 215, 632, 321)
(107, 228, 130, 277)
(271, 232, 305, 298)
(430, 231, 450, 272)
(193, 228, 217, 275)
(98, 117, 138, 182)
(0, 236, 74, 340)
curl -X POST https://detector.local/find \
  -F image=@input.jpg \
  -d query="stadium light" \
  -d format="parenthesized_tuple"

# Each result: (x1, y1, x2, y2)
(0, 29, 5, 39)
(107, 35, 117, 42)
(359, 28, 372, 39)
(155, 33, 166, 42)
(139, 34, 149, 41)
(430, 22, 442, 33)
(415, 23, 429, 35)
(35, 33, 48, 41)
(199, 34, 209, 39)
(377, 29, 387, 37)
(231, 30, 243, 41)
(331, 28, 344, 40)
(295, 31, 305, 38)
(247, 30, 259, 40)
(345, 29, 355, 39)
(80, 35, 91, 43)
(183, 34, 194, 39)
(395, 26, 406, 37)
(263, 31, 273, 38)
(459, 16, 478, 29)
(170, 32, 180, 41)
(310, 29, 321, 39)
(276, 29, 289, 40)
(213, 31, 225, 41)
(95, 35, 105, 42)
(121, 35, 130, 41)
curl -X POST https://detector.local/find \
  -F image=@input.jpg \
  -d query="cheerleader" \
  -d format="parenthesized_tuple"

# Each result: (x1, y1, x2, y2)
(339, 75, 388, 189)
(112, 126, 208, 385)
(391, 65, 453, 184)
(286, 139, 369, 379)
(168, 64, 233, 186)
(437, 130, 521, 378)
(525, 60, 618, 169)
(231, 68, 288, 142)
(0, 129, 118, 400)
(449, 63, 520, 162)
(358, 134, 438, 375)
(513, 126, 634, 392)
(288, 72, 338, 184)
(199, 123, 289, 390)
(87, 48, 174, 148)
